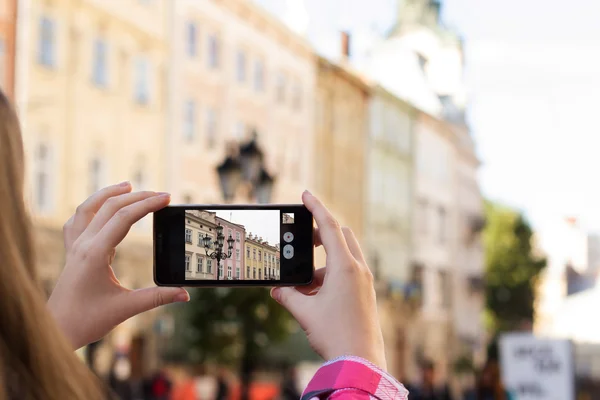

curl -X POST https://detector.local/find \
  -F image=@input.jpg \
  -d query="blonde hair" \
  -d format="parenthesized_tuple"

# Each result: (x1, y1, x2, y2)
(0, 90, 104, 400)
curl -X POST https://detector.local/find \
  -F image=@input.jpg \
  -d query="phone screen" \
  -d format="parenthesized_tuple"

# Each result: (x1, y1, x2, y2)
(154, 205, 313, 286)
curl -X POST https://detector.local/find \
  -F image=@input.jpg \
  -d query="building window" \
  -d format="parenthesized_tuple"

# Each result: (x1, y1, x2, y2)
(247, 266, 250, 278)
(186, 22, 197, 58)
(439, 206, 446, 244)
(254, 59, 264, 92)
(275, 72, 286, 103)
(207, 33, 220, 69)
(38, 16, 56, 68)
(236, 249, 240, 261)
(207, 259, 212, 274)
(236, 266, 240, 279)
(92, 37, 109, 87)
(233, 121, 245, 140)
(134, 56, 151, 105)
(258, 269, 262, 279)
(185, 229, 192, 244)
(198, 232, 203, 246)
(253, 248, 256, 260)
(197, 255, 203, 272)
(219, 263, 223, 278)
(292, 83, 302, 110)
(236, 49, 246, 83)
(205, 106, 217, 148)
(246, 246, 250, 258)
(89, 157, 105, 194)
(184, 99, 196, 141)
(185, 253, 191, 271)
(35, 143, 52, 212)
(258, 250, 262, 261)
(418, 199, 428, 234)
(253, 267, 256, 279)
(236, 232, 240, 242)
(227, 265, 232, 279)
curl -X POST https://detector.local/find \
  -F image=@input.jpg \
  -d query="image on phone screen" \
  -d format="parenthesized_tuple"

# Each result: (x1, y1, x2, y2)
(154, 204, 312, 286)
(185, 209, 282, 281)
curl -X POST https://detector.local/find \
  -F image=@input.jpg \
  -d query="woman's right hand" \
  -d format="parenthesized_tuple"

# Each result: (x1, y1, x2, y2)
(271, 191, 386, 370)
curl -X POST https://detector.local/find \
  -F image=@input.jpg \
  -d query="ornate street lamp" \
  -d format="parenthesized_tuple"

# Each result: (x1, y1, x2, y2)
(216, 131, 275, 204)
(238, 131, 264, 184)
(203, 224, 235, 280)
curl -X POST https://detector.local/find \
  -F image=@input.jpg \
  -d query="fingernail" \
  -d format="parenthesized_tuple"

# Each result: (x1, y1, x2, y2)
(119, 181, 130, 187)
(175, 292, 190, 303)
(270, 287, 281, 303)
(157, 192, 171, 197)
(304, 190, 312, 196)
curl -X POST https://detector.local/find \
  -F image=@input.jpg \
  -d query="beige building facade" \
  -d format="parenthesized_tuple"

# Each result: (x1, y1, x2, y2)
(168, 0, 315, 205)
(245, 234, 280, 280)
(314, 55, 369, 266)
(365, 85, 416, 380)
(17, 0, 171, 379)
(185, 210, 218, 280)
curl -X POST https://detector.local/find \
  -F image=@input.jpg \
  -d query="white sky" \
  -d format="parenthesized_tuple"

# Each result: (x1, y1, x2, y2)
(210, 209, 280, 245)
(255, 0, 600, 230)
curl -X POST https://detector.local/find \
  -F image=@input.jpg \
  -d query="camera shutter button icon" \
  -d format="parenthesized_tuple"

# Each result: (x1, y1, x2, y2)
(283, 244, 294, 259)
(283, 232, 294, 243)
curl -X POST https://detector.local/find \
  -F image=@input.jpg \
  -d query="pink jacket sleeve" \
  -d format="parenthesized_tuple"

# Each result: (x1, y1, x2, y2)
(301, 356, 409, 400)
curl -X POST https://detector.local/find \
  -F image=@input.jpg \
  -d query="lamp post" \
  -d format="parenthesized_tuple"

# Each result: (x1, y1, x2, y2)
(216, 131, 275, 204)
(202, 224, 235, 280)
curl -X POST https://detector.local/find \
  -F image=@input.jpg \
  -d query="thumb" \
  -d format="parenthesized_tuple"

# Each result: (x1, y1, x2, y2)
(123, 286, 190, 318)
(270, 287, 308, 320)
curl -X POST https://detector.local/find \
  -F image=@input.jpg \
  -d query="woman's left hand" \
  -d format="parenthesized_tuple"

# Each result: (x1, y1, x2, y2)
(48, 182, 189, 349)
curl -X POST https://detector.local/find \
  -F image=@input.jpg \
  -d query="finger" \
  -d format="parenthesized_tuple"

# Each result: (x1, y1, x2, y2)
(302, 191, 350, 260)
(313, 227, 322, 248)
(65, 182, 132, 248)
(341, 227, 366, 264)
(270, 286, 312, 325)
(83, 191, 161, 237)
(92, 194, 171, 254)
(296, 267, 326, 295)
(118, 287, 189, 320)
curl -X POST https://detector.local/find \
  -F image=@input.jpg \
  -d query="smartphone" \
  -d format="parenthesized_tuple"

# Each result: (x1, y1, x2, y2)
(153, 204, 314, 286)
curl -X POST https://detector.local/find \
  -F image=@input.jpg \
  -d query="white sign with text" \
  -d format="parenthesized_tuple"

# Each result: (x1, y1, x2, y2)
(499, 334, 574, 400)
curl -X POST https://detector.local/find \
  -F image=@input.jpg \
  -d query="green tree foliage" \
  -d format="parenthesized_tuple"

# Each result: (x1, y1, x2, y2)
(483, 202, 546, 334)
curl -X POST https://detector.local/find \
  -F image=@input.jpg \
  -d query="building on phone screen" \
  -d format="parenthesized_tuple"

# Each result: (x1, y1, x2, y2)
(245, 234, 280, 280)
(185, 211, 218, 280)
(215, 216, 246, 280)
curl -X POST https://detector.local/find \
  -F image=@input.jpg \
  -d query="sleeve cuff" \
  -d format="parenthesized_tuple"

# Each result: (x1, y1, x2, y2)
(301, 355, 409, 400)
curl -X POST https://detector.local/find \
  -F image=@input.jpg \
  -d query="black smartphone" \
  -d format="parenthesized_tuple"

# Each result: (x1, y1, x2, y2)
(153, 204, 314, 286)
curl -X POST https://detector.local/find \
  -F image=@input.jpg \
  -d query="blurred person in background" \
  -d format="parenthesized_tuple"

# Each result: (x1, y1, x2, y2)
(0, 87, 408, 399)
(464, 360, 513, 400)
(406, 360, 453, 400)
(215, 367, 230, 400)
(146, 368, 173, 400)
(279, 363, 301, 400)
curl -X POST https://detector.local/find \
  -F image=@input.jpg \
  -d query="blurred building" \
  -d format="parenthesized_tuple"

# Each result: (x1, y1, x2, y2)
(168, 0, 316, 205)
(535, 217, 600, 338)
(364, 0, 485, 389)
(0, 0, 16, 98)
(216, 215, 246, 280)
(16, 0, 172, 381)
(185, 210, 218, 280)
(365, 84, 416, 379)
(314, 45, 370, 267)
